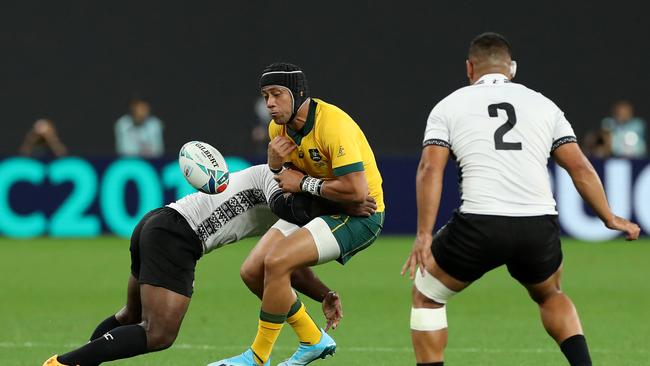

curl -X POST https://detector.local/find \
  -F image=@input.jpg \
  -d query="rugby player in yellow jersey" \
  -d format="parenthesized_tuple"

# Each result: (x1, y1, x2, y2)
(210, 63, 385, 366)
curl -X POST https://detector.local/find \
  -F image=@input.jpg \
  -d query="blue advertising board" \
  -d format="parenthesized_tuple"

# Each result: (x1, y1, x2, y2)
(0, 156, 647, 240)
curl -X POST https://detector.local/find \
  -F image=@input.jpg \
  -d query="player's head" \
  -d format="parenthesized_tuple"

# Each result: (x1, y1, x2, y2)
(466, 32, 516, 84)
(259, 62, 310, 124)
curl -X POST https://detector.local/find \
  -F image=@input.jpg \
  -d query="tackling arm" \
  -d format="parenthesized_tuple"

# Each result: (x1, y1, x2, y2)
(552, 143, 640, 240)
(268, 190, 377, 226)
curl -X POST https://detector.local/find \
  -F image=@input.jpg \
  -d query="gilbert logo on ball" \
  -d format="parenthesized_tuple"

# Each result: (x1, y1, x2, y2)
(178, 141, 229, 194)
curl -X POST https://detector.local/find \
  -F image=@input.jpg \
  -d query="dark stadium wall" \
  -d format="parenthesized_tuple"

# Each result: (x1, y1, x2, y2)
(0, 1, 648, 157)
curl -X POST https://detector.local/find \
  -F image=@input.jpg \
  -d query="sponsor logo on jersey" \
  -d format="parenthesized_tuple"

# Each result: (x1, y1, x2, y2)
(337, 146, 345, 157)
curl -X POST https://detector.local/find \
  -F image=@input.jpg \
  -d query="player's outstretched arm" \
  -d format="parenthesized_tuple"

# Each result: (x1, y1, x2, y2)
(402, 145, 449, 279)
(552, 143, 640, 240)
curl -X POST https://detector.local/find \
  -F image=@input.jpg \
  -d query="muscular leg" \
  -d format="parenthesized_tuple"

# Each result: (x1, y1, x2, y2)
(243, 229, 320, 365)
(56, 284, 190, 365)
(240, 228, 284, 299)
(262, 229, 318, 314)
(241, 228, 333, 304)
(115, 275, 143, 325)
(139, 284, 190, 351)
(411, 256, 469, 365)
(89, 275, 142, 341)
(523, 264, 591, 365)
(523, 264, 582, 342)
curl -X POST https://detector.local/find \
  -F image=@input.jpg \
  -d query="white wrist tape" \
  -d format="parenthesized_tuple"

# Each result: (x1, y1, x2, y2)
(300, 176, 324, 196)
(410, 307, 448, 331)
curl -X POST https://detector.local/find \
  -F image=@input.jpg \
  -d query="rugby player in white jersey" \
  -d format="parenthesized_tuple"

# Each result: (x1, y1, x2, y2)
(43, 164, 376, 366)
(402, 32, 640, 366)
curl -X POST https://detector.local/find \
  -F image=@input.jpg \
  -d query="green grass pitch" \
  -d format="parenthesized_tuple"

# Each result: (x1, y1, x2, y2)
(1, 236, 649, 365)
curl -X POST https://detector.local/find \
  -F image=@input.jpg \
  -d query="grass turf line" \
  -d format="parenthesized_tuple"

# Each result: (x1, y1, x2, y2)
(0, 236, 648, 365)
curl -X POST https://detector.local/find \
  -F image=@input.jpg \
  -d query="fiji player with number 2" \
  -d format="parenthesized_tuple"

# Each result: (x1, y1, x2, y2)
(402, 32, 640, 366)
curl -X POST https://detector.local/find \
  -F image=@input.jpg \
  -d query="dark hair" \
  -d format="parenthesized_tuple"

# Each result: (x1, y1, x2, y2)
(468, 32, 512, 59)
(127, 94, 149, 108)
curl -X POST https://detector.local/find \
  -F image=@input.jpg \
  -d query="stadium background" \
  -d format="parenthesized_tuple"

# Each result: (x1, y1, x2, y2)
(1, 2, 649, 366)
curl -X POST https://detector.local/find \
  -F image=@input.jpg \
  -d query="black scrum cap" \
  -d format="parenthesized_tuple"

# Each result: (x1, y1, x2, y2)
(260, 62, 310, 122)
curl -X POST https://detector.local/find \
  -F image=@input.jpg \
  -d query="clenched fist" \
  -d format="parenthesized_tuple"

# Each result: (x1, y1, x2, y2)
(268, 136, 296, 170)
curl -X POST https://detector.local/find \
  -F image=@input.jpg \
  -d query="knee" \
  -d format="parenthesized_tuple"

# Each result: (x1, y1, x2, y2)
(530, 287, 563, 305)
(240, 261, 264, 287)
(412, 286, 445, 309)
(141, 320, 179, 351)
(115, 307, 141, 325)
(263, 251, 292, 276)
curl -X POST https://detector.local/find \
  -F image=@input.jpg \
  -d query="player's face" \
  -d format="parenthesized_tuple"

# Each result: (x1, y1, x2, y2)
(261, 86, 293, 124)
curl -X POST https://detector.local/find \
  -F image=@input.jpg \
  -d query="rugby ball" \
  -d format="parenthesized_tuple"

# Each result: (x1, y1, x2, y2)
(178, 141, 229, 194)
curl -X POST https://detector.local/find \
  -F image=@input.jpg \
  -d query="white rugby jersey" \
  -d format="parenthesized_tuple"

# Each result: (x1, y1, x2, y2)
(167, 165, 280, 254)
(423, 73, 577, 216)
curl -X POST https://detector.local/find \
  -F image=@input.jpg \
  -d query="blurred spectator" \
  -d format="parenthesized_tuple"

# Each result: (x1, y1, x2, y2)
(115, 96, 164, 157)
(601, 100, 646, 158)
(19, 118, 68, 158)
(582, 129, 611, 158)
(251, 96, 270, 156)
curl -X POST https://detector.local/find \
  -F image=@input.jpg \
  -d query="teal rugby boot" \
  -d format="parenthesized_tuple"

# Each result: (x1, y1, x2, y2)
(277, 329, 336, 365)
(207, 349, 270, 366)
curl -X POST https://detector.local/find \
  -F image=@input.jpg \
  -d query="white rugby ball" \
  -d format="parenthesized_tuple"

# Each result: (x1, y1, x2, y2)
(178, 141, 229, 194)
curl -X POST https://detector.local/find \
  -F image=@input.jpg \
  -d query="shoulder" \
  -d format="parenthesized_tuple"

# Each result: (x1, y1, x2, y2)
(429, 85, 476, 114)
(115, 115, 132, 127)
(314, 98, 356, 128)
(512, 82, 562, 112)
(630, 117, 647, 129)
(315, 98, 352, 119)
(601, 117, 616, 130)
(146, 116, 163, 127)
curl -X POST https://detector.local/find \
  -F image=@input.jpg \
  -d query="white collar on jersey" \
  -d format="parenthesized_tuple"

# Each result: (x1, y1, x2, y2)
(474, 73, 510, 85)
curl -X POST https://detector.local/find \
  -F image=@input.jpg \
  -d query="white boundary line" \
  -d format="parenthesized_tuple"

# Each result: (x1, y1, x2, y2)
(0, 341, 646, 354)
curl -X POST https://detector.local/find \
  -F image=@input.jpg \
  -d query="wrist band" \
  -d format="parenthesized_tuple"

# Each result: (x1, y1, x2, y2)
(300, 175, 324, 196)
(269, 165, 283, 174)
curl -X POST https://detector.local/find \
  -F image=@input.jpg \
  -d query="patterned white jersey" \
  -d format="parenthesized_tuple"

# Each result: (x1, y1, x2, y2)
(167, 165, 280, 254)
(423, 73, 577, 216)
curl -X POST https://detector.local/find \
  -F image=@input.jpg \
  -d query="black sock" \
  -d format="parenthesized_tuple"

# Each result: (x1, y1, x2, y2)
(58, 324, 148, 366)
(89, 315, 122, 341)
(560, 334, 592, 366)
(417, 363, 443, 366)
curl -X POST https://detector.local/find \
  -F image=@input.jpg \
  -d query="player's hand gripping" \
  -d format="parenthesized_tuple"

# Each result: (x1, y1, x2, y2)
(268, 136, 296, 170)
(274, 168, 305, 193)
(401, 233, 433, 280)
(322, 291, 343, 332)
(605, 215, 641, 241)
(340, 196, 377, 217)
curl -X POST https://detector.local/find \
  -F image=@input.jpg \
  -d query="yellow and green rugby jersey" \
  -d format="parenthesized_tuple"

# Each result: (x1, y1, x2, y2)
(269, 98, 384, 212)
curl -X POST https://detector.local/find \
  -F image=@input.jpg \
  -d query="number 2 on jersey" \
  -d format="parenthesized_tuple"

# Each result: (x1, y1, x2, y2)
(488, 103, 522, 150)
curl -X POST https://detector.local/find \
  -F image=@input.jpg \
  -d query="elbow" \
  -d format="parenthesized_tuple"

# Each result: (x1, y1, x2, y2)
(569, 160, 596, 181)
